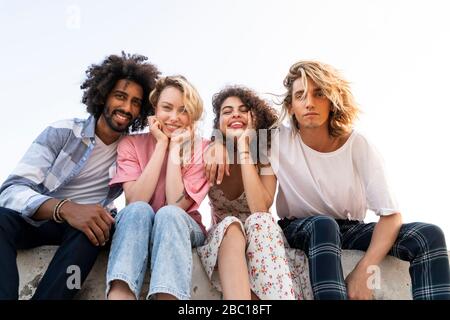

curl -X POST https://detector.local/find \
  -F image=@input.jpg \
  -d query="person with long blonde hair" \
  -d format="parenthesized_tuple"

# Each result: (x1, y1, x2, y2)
(106, 75, 209, 300)
(272, 60, 450, 300)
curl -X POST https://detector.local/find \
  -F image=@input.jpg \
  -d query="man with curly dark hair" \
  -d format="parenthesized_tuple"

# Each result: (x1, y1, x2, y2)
(0, 52, 160, 299)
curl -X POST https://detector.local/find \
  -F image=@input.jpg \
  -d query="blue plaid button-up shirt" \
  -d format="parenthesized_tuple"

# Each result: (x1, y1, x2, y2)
(0, 116, 122, 226)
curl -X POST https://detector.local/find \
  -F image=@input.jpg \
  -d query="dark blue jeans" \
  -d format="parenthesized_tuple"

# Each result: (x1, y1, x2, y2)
(0, 207, 101, 300)
(279, 215, 450, 300)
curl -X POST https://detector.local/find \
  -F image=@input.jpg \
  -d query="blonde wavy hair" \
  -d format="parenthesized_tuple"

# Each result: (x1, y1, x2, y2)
(149, 75, 203, 126)
(279, 60, 359, 137)
(149, 75, 204, 166)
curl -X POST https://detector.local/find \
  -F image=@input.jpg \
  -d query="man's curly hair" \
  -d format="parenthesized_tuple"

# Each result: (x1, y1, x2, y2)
(81, 52, 160, 132)
(212, 86, 278, 163)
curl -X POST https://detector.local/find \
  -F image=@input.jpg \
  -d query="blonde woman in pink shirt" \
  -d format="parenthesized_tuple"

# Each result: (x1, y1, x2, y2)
(106, 76, 209, 300)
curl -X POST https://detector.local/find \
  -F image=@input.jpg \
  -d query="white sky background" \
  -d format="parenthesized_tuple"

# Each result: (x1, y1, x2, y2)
(1, 0, 450, 240)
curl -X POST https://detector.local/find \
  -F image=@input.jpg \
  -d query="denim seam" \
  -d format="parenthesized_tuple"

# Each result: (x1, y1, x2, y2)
(106, 273, 140, 300)
(147, 285, 190, 300)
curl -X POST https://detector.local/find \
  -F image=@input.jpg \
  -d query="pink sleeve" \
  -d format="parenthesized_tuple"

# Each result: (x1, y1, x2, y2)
(182, 139, 210, 212)
(109, 136, 142, 187)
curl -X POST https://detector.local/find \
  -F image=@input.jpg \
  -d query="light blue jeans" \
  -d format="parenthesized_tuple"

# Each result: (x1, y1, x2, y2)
(106, 201, 205, 300)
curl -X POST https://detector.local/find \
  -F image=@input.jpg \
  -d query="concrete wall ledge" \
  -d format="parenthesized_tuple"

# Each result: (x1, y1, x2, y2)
(17, 246, 413, 300)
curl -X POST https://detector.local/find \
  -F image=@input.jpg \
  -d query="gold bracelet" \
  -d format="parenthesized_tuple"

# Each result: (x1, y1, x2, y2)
(53, 199, 70, 223)
(56, 199, 71, 222)
(52, 203, 64, 223)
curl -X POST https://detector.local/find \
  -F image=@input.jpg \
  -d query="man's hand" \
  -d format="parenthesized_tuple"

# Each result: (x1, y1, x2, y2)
(204, 140, 230, 186)
(345, 263, 374, 300)
(59, 202, 115, 246)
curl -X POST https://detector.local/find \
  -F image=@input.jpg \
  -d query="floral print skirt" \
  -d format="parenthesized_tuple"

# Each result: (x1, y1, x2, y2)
(196, 212, 313, 300)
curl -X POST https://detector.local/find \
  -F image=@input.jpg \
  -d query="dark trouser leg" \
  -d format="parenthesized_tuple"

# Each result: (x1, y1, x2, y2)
(32, 224, 101, 300)
(339, 220, 450, 300)
(0, 207, 62, 299)
(392, 223, 450, 300)
(281, 216, 347, 300)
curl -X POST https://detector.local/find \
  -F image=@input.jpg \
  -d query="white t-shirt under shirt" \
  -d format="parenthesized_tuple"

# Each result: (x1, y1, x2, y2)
(269, 125, 398, 221)
(51, 135, 118, 205)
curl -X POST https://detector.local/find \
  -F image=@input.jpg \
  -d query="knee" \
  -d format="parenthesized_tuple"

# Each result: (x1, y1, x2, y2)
(244, 212, 277, 233)
(411, 223, 447, 252)
(426, 223, 446, 244)
(310, 216, 339, 232)
(308, 216, 340, 242)
(245, 212, 274, 226)
(0, 208, 22, 236)
(224, 222, 245, 239)
(0, 209, 12, 229)
(117, 201, 155, 225)
(154, 205, 187, 229)
(222, 222, 246, 249)
(67, 227, 101, 256)
(123, 201, 154, 215)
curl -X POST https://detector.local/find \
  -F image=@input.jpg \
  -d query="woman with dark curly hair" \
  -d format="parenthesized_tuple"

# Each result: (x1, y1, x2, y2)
(0, 52, 159, 299)
(197, 86, 312, 300)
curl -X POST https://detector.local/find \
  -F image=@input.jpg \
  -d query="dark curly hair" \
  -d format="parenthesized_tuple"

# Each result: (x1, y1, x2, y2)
(81, 52, 160, 132)
(212, 86, 278, 163)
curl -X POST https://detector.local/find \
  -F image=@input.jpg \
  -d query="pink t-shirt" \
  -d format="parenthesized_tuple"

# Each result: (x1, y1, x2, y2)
(110, 133, 210, 234)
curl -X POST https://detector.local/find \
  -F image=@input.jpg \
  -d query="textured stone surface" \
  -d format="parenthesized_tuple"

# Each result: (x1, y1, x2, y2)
(17, 246, 412, 300)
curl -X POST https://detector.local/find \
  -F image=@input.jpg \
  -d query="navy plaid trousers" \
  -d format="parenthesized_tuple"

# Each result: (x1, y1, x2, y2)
(279, 216, 450, 300)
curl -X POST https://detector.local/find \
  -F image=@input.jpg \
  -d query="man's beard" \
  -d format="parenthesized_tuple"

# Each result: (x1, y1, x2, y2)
(103, 107, 134, 133)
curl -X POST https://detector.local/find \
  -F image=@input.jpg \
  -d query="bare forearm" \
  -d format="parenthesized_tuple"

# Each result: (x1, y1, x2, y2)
(358, 213, 402, 268)
(166, 163, 184, 204)
(33, 198, 61, 220)
(240, 161, 272, 213)
(126, 142, 168, 203)
(166, 145, 187, 204)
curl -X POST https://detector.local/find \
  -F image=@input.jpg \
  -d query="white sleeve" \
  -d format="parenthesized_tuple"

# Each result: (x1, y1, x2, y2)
(353, 135, 399, 216)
